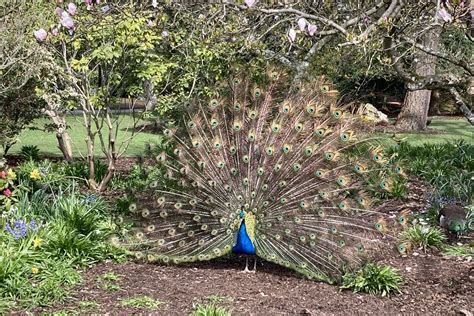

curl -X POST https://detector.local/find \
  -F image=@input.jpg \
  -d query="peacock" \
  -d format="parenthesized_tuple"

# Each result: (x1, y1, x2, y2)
(126, 69, 405, 283)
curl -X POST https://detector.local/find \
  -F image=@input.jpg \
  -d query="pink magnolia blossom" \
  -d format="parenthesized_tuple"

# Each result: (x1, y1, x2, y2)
(55, 7, 63, 16)
(288, 28, 296, 43)
(33, 28, 48, 42)
(0, 171, 6, 178)
(437, 8, 453, 22)
(3, 188, 12, 197)
(245, 0, 256, 8)
(67, 3, 77, 15)
(60, 12, 75, 29)
(297, 18, 307, 31)
(307, 23, 317, 36)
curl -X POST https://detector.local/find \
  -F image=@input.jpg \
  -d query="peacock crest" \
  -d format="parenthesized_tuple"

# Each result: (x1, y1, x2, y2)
(126, 69, 405, 283)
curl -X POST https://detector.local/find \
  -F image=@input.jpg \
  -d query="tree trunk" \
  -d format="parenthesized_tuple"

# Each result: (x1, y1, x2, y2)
(43, 109, 73, 161)
(143, 79, 157, 111)
(396, 28, 440, 130)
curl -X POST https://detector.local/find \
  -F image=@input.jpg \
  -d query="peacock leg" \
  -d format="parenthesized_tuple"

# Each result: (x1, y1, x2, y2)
(250, 257, 257, 273)
(241, 257, 252, 273)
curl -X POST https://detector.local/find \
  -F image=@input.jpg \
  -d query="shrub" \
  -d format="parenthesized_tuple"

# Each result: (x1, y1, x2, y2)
(19, 145, 41, 162)
(341, 263, 403, 297)
(391, 141, 473, 202)
(443, 245, 474, 257)
(400, 225, 447, 252)
(191, 304, 231, 316)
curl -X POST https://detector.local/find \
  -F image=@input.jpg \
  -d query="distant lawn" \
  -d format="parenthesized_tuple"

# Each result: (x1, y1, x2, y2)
(388, 117, 473, 145)
(8, 115, 473, 158)
(9, 114, 163, 157)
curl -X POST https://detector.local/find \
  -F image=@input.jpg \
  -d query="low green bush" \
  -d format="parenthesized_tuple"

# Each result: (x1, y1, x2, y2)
(400, 225, 447, 252)
(341, 263, 403, 297)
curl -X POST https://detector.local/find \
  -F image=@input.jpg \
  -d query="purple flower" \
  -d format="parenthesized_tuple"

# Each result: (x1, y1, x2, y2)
(51, 28, 59, 36)
(288, 28, 296, 43)
(34, 28, 48, 42)
(67, 3, 77, 15)
(307, 24, 317, 36)
(84, 0, 92, 4)
(29, 219, 39, 232)
(5, 220, 28, 240)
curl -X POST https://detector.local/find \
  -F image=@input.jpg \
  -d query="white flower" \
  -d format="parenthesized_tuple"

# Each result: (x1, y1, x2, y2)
(288, 28, 296, 42)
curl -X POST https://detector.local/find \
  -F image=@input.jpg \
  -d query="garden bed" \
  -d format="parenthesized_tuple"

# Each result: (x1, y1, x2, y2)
(35, 252, 473, 314)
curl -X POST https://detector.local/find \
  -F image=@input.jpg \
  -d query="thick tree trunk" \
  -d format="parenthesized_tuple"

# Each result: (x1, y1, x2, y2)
(43, 109, 73, 161)
(396, 28, 440, 130)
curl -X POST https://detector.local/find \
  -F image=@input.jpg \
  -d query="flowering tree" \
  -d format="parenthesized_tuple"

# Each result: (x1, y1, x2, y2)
(231, 0, 473, 129)
(36, 1, 174, 191)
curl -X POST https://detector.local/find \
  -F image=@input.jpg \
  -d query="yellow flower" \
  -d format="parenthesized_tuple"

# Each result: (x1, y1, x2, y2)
(7, 169, 16, 179)
(31, 266, 39, 274)
(33, 237, 42, 248)
(30, 169, 41, 180)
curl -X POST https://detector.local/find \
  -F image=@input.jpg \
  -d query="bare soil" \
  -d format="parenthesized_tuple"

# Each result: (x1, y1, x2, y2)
(29, 252, 473, 315)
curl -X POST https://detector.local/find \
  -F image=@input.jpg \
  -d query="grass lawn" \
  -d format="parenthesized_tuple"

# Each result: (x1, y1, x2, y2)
(387, 117, 474, 145)
(9, 114, 163, 157)
(9, 115, 473, 158)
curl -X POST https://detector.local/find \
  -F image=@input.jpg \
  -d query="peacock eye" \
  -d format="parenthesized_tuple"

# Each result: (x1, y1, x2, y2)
(209, 99, 219, 108)
(315, 169, 324, 177)
(272, 124, 280, 133)
(307, 106, 315, 114)
(261, 184, 268, 191)
(229, 146, 237, 154)
(315, 129, 325, 137)
(254, 88, 262, 97)
(340, 133, 349, 141)
(248, 110, 257, 119)
(274, 164, 282, 172)
(304, 147, 313, 156)
(242, 155, 250, 163)
(320, 85, 330, 92)
(233, 122, 242, 131)
(266, 147, 274, 156)
(280, 197, 287, 204)
(187, 121, 196, 129)
(234, 103, 242, 111)
(247, 133, 255, 142)
(333, 110, 342, 119)
(325, 152, 334, 161)
(293, 164, 301, 172)
(282, 144, 291, 153)
(375, 223, 382, 231)
(294, 123, 303, 133)
(394, 166, 402, 173)
(282, 106, 290, 113)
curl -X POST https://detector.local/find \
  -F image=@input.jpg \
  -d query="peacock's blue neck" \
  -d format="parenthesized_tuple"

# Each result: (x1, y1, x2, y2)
(232, 221, 256, 255)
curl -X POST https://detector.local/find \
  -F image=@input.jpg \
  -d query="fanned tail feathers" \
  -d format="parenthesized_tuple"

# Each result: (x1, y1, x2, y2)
(125, 69, 405, 283)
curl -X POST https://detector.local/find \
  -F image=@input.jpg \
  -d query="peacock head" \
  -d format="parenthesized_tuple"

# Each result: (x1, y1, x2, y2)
(239, 210, 245, 219)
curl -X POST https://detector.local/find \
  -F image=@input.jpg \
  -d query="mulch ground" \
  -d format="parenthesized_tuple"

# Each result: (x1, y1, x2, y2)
(29, 252, 473, 315)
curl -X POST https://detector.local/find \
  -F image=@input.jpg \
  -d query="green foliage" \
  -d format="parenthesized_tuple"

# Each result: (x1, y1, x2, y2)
(191, 304, 231, 316)
(0, 85, 44, 155)
(19, 145, 41, 162)
(400, 225, 447, 252)
(120, 295, 164, 310)
(0, 169, 125, 310)
(341, 263, 403, 297)
(443, 244, 474, 257)
(391, 141, 473, 202)
(59, 159, 108, 184)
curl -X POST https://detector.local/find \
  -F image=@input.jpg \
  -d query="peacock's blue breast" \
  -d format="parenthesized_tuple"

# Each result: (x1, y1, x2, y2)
(232, 222, 256, 255)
